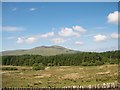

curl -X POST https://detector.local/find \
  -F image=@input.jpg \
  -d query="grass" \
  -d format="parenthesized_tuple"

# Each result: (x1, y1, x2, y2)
(2, 64, 118, 88)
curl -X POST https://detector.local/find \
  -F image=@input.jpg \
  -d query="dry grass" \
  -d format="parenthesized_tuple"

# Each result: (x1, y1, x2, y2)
(2, 64, 118, 88)
(60, 73, 80, 80)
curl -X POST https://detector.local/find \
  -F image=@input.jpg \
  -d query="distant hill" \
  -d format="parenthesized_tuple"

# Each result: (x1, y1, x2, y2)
(1, 45, 80, 56)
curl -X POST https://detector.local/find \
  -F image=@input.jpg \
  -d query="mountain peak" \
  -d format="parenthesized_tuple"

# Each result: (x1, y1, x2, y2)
(2, 45, 79, 56)
(34, 45, 65, 49)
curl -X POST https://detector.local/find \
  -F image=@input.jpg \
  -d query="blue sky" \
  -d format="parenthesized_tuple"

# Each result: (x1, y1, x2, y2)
(2, 2, 119, 52)
(2, 0, 119, 2)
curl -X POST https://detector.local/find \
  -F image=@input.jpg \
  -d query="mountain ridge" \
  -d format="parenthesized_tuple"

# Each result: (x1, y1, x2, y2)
(1, 45, 80, 56)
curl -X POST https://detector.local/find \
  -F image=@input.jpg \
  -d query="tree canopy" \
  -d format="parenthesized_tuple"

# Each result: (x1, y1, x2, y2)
(2, 50, 119, 66)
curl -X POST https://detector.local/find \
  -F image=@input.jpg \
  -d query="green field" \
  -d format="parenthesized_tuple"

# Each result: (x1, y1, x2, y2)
(2, 64, 118, 88)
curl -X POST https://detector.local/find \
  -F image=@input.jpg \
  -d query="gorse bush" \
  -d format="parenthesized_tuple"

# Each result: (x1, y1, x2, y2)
(32, 63, 45, 70)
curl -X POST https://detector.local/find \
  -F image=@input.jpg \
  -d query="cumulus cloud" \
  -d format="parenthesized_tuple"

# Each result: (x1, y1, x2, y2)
(94, 34, 107, 42)
(25, 37, 37, 44)
(16, 31, 55, 44)
(72, 25, 86, 32)
(59, 26, 86, 37)
(59, 27, 79, 37)
(16, 37, 37, 44)
(111, 33, 120, 39)
(2, 26, 25, 32)
(52, 38, 67, 44)
(29, 8, 37, 11)
(16, 37, 24, 44)
(75, 41, 84, 45)
(107, 11, 119, 24)
(41, 32, 54, 38)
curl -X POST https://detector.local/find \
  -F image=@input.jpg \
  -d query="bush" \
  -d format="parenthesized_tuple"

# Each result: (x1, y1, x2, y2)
(95, 61, 104, 65)
(47, 63, 54, 66)
(1, 67, 18, 70)
(32, 63, 45, 70)
(81, 61, 104, 66)
(81, 62, 89, 66)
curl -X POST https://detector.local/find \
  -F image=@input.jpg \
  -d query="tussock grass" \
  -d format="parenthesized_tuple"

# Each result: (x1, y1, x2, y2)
(2, 64, 118, 88)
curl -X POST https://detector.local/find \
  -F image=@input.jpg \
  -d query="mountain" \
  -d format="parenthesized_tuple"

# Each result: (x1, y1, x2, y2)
(1, 45, 80, 56)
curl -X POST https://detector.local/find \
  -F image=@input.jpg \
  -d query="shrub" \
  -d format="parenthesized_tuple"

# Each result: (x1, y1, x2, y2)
(81, 62, 89, 66)
(95, 61, 104, 65)
(1, 67, 18, 70)
(32, 63, 45, 70)
(47, 63, 54, 66)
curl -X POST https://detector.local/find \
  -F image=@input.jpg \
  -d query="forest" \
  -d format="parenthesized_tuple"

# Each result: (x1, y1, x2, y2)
(2, 50, 120, 66)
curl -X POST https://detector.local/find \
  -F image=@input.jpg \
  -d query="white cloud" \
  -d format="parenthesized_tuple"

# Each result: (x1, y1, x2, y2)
(52, 38, 67, 44)
(16, 37, 24, 44)
(59, 25, 86, 37)
(29, 8, 36, 11)
(94, 34, 107, 42)
(75, 41, 84, 45)
(2, 26, 25, 32)
(16, 37, 37, 44)
(16, 31, 54, 44)
(107, 11, 119, 24)
(41, 32, 54, 38)
(72, 25, 86, 32)
(25, 37, 37, 44)
(111, 33, 120, 39)
(59, 27, 80, 37)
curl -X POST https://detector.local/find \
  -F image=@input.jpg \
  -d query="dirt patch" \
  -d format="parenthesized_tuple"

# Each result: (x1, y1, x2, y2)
(56, 68, 65, 71)
(99, 66, 104, 69)
(34, 73, 52, 78)
(42, 74, 52, 77)
(60, 73, 80, 80)
(34, 76, 44, 78)
(79, 68, 83, 70)
(45, 67, 50, 70)
(96, 71, 110, 75)
(19, 72, 24, 75)
(60, 66, 71, 68)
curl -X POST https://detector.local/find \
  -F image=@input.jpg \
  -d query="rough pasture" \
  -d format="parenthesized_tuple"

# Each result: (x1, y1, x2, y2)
(2, 64, 118, 88)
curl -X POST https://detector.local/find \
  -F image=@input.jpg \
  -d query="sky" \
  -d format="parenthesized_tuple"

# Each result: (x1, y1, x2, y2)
(2, 0, 120, 2)
(1, 2, 119, 52)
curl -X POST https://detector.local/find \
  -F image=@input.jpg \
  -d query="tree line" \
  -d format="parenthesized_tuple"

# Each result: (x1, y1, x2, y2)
(1, 50, 120, 66)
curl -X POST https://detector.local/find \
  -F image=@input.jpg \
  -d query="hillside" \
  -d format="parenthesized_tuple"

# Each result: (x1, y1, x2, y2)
(1, 46, 79, 56)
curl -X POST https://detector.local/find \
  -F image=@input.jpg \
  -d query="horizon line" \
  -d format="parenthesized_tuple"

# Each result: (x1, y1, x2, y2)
(1, 45, 119, 53)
